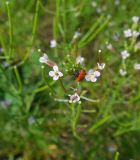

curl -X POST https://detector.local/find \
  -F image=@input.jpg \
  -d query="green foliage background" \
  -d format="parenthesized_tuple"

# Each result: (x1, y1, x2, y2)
(0, 0, 140, 159)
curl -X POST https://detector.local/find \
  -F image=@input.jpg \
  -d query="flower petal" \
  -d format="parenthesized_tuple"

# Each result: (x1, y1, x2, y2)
(85, 75, 91, 81)
(97, 63, 105, 70)
(50, 40, 57, 48)
(39, 57, 46, 63)
(91, 77, 97, 82)
(43, 53, 48, 59)
(58, 71, 63, 77)
(53, 76, 59, 81)
(94, 71, 100, 77)
(49, 71, 55, 77)
(53, 65, 58, 71)
(88, 69, 94, 74)
(39, 54, 49, 63)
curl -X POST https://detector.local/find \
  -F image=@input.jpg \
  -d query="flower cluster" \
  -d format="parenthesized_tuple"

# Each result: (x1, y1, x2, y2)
(134, 63, 140, 70)
(132, 16, 139, 24)
(39, 50, 105, 103)
(121, 50, 130, 60)
(119, 16, 140, 76)
(69, 93, 81, 103)
(124, 16, 139, 38)
(124, 29, 140, 38)
(85, 69, 100, 82)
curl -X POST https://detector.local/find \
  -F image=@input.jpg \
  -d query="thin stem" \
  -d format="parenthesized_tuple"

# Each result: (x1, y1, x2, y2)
(53, 0, 61, 57)
(59, 78, 67, 93)
(70, 103, 81, 138)
(32, 0, 40, 45)
(14, 66, 23, 93)
(62, 0, 67, 42)
(6, 2, 13, 59)
(22, 0, 40, 64)
(53, 18, 58, 57)
(114, 152, 120, 160)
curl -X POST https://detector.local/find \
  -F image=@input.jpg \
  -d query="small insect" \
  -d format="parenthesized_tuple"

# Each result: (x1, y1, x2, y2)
(75, 69, 86, 82)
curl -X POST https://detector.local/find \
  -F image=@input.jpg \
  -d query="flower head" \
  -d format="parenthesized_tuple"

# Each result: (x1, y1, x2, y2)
(91, 1, 97, 7)
(0, 48, 4, 53)
(124, 29, 132, 38)
(6, 1, 9, 5)
(50, 39, 57, 48)
(39, 53, 49, 63)
(107, 43, 113, 50)
(97, 63, 105, 70)
(85, 69, 100, 82)
(28, 116, 36, 125)
(119, 69, 127, 76)
(132, 30, 140, 38)
(121, 50, 130, 59)
(49, 65, 63, 80)
(39, 54, 56, 67)
(76, 55, 85, 64)
(134, 63, 140, 70)
(69, 93, 80, 103)
(73, 31, 81, 40)
(114, 0, 120, 6)
(132, 16, 139, 23)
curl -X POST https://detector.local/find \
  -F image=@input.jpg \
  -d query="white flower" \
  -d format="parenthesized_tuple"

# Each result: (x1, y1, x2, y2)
(97, 63, 105, 70)
(124, 29, 132, 38)
(119, 69, 127, 76)
(39, 53, 56, 67)
(114, 0, 120, 6)
(91, 1, 97, 7)
(85, 69, 100, 82)
(124, 29, 139, 38)
(50, 39, 57, 48)
(76, 55, 85, 64)
(134, 63, 140, 70)
(73, 31, 81, 39)
(132, 16, 139, 23)
(6, 1, 9, 5)
(69, 93, 80, 103)
(28, 116, 36, 125)
(0, 48, 4, 53)
(107, 43, 113, 50)
(108, 144, 117, 153)
(135, 41, 140, 49)
(49, 65, 63, 80)
(132, 31, 140, 38)
(96, 8, 102, 13)
(121, 50, 130, 59)
(39, 53, 49, 63)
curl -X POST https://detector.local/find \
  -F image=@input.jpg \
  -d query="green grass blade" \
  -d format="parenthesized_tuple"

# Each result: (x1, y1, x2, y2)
(114, 152, 119, 160)
(79, 15, 104, 44)
(88, 115, 110, 133)
(79, 16, 110, 48)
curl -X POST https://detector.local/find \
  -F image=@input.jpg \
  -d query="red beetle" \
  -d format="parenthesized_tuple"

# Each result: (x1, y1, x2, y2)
(75, 69, 86, 82)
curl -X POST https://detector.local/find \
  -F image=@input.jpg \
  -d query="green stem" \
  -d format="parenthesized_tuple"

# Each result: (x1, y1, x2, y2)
(22, 0, 40, 64)
(62, 0, 67, 42)
(14, 66, 23, 93)
(32, 0, 40, 45)
(70, 103, 81, 138)
(59, 78, 67, 93)
(6, 2, 13, 59)
(114, 152, 119, 160)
